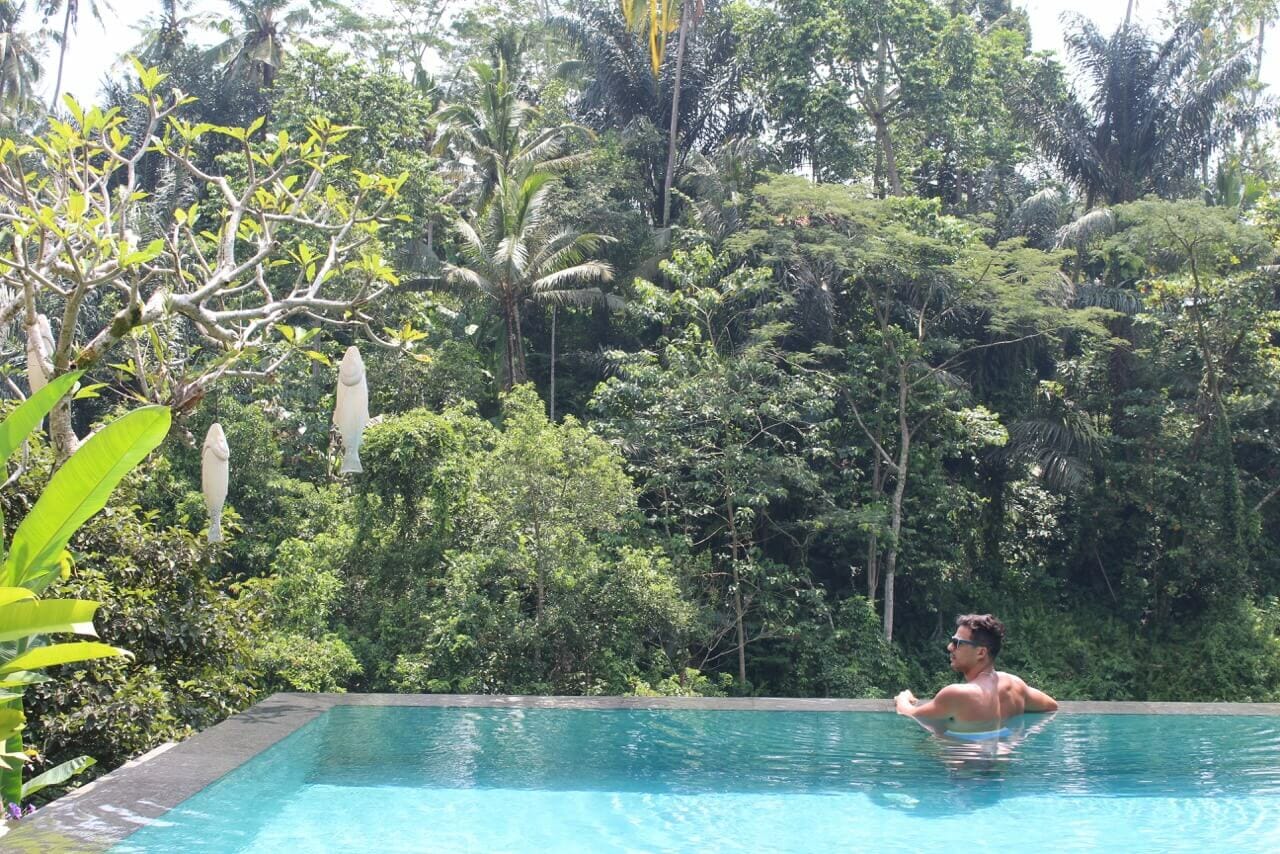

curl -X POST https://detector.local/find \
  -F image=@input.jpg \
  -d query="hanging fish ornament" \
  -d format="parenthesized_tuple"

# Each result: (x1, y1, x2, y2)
(333, 346, 369, 474)
(25, 313, 55, 393)
(202, 423, 230, 543)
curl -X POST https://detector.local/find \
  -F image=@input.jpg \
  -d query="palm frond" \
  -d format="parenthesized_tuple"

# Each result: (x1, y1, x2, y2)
(1055, 208, 1116, 250)
(533, 261, 615, 293)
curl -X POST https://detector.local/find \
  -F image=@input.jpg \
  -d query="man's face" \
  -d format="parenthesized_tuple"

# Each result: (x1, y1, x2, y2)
(947, 625, 986, 672)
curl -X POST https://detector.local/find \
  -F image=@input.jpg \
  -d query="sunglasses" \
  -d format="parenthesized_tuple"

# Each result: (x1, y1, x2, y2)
(948, 635, 984, 649)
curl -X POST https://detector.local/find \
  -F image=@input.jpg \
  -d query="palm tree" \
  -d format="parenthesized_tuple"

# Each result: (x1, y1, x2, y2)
(618, 0, 696, 225)
(132, 0, 212, 66)
(432, 53, 589, 215)
(0, 2, 42, 123)
(1020, 15, 1264, 207)
(39, 0, 108, 110)
(557, 0, 756, 224)
(210, 0, 312, 89)
(676, 136, 771, 246)
(441, 169, 618, 389)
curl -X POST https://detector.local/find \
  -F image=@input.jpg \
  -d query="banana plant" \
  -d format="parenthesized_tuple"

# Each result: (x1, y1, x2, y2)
(0, 371, 171, 808)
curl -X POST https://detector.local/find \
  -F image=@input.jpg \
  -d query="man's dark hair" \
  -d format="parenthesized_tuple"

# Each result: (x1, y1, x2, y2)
(956, 614, 1005, 658)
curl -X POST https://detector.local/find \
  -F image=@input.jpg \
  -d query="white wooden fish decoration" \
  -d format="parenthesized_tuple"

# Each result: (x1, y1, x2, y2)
(25, 314, 55, 393)
(333, 346, 369, 474)
(202, 423, 230, 543)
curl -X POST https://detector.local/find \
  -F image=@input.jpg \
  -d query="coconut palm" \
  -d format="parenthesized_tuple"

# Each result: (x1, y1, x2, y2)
(0, 2, 42, 124)
(38, 0, 109, 110)
(1021, 15, 1265, 207)
(209, 0, 316, 89)
(441, 169, 618, 389)
(556, 0, 757, 224)
(676, 136, 772, 246)
(132, 0, 213, 66)
(432, 53, 589, 215)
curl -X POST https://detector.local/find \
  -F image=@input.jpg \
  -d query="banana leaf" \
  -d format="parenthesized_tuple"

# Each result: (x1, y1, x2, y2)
(21, 755, 95, 799)
(1, 405, 170, 592)
(0, 599, 100, 643)
(0, 372, 82, 465)
(0, 642, 126, 676)
(0, 588, 35, 608)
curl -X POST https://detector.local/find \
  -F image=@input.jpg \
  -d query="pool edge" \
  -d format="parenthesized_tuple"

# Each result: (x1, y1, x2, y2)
(6, 693, 1280, 851)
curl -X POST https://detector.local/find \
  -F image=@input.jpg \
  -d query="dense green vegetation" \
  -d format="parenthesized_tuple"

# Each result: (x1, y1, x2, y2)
(0, 0, 1277, 798)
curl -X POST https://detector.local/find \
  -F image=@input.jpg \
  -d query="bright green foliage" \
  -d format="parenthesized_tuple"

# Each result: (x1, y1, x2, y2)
(740, 0, 1036, 208)
(1, 406, 171, 592)
(393, 386, 696, 693)
(593, 245, 837, 683)
(3, 2, 1279, 804)
(237, 530, 362, 694)
(23, 498, 259, 775)
(0, 377, 169, 804)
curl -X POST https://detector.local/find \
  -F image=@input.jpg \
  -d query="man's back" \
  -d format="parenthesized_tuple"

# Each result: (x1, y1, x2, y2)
(943, 671, 1056, 732)
(894, 614, 1058, 734)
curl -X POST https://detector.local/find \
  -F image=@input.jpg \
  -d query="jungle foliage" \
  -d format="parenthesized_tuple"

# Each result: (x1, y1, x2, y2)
(0, 0, 1276, 800)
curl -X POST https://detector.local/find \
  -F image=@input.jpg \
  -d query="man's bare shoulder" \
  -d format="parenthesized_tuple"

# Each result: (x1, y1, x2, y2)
(997, 671, 1029, 689)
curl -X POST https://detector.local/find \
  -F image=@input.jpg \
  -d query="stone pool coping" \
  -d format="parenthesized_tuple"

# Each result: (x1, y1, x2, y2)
(6, 693, 1280, 852)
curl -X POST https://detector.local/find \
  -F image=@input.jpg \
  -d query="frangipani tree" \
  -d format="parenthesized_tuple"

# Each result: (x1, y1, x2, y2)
(0, 59, 407, 458)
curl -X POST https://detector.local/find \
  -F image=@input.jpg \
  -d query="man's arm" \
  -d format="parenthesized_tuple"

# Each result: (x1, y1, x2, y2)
(895, 685, 961, 721)
(1023, 684, 1058, 713)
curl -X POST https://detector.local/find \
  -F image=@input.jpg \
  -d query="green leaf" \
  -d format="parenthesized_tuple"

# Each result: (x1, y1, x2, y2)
(61, 94, 84, 127)
(0, 642, 126, 676)
(0, 372, 83, 465)
(0, 599, 101, 643)
(0, 672, 49, 689)
(120, 238, 165, 268)
(1, 406, 171, 591)
(0, 588, 35, 608)
(0, 708, 22, 744)
(22, 755, 95, 799)
(73, 382, 110, 401)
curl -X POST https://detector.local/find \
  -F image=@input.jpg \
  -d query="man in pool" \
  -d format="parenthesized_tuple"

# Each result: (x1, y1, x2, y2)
(894, 613, 1058, 740)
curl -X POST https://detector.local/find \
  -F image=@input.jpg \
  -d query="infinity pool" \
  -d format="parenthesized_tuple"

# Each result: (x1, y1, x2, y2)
(110, 705, 1280, 852)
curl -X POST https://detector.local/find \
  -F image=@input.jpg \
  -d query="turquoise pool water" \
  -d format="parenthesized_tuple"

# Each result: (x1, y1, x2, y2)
(113, 706, 1280, 852)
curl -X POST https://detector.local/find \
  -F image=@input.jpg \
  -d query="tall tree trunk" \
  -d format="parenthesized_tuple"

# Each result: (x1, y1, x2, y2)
(50, 2, 73, 111)
(549, 306, 557, 421)
(727, 497, 747, 685)
(1123, 0, 1134, 29)
(661, 0, 691, 227)
(873, 115, 903, 197)
(871, 40, 903, 197)
(866, 450, 884, 602)
(1257, 18, 1267, 83)
(883, 363, 911, 642)
(504, 301, 519, 389)
(513, 301, 528, 385)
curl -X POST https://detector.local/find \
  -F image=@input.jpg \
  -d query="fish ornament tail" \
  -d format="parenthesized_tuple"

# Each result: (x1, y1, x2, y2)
(341, 444, 363, 474)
